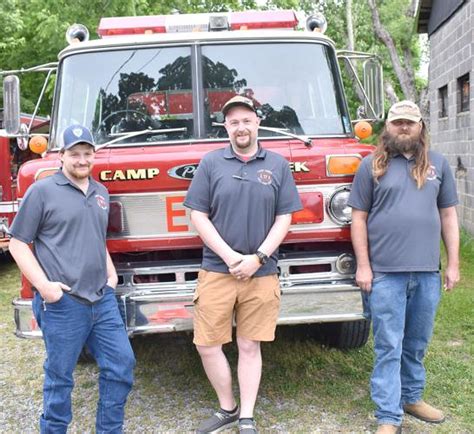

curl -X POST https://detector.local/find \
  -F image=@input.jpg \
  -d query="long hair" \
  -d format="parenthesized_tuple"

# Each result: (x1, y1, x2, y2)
(372, 121, 430, 189)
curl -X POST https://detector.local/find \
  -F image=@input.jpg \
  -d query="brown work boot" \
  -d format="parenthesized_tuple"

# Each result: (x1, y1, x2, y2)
(403, 400, 445, 423)
(375, 424, 401, 434)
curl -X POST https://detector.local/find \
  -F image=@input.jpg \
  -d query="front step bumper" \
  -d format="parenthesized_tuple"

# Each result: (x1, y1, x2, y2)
(13, 253, 364, 338)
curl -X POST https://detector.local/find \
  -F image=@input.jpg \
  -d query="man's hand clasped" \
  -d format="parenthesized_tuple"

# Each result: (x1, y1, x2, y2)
(228, 254, 261, 281)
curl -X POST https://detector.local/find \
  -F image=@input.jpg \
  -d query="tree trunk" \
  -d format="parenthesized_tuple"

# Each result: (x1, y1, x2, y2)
(346, 0, 354, 51)
(384, 80, 399, 106)
(342, 0, 366, 108)
(367, 0, 417, 102)
(419, 86, 430, 129)
(407, 0, 419, 18)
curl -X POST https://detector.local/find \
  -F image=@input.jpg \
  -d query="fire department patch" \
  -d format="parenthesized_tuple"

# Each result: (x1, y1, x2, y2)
(95, 194, 108, 210)
(73, 127, 84, 138)
(257, 169, 273, 185)
(427, 165, 437, 181)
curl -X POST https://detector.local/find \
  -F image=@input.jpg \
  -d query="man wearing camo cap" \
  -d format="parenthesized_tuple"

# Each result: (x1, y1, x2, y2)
(348, 101, 460, 433)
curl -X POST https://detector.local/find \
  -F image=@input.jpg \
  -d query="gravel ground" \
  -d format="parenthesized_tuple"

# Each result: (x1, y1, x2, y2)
(0, 330, 358, 433)
(0, 327, 456, 433)
(0, 258, 466, 433)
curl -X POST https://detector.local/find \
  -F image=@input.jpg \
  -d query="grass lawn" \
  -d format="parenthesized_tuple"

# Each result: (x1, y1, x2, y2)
(0, 232, 472, 432)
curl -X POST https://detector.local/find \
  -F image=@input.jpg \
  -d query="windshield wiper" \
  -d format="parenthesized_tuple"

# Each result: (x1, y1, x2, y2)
(258, 126, 312, 147)
(212, 123, 312, 147)
(95, 127, 187, 151)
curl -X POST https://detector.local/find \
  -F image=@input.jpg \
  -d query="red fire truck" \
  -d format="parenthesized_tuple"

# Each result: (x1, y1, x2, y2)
(0, 113, 49, 252)
(2, 10, 383, 348)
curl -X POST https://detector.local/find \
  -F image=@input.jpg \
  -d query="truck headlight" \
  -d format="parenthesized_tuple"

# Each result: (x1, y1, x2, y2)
(327, 186, 352, 225)
(335, 253, 356, 274)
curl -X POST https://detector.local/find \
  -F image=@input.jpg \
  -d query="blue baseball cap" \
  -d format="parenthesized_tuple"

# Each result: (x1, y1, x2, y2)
(62, 124, 95, 150)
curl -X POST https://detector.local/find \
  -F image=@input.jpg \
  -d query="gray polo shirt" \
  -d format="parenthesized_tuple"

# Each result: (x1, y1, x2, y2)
(348, 151, 458, 272)
(10, 170, 110, 303)
(184, 145, 302, 276)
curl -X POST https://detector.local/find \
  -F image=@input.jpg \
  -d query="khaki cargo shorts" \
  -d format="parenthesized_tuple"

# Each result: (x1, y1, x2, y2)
(192, 270, 281, 346)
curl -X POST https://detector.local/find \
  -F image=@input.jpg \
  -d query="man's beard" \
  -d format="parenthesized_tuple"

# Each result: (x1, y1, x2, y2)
(231, 132, 254, 151)
(67, 164, 93, 180)
(234, 137, 251, 149)
(382, 130, 421, 155)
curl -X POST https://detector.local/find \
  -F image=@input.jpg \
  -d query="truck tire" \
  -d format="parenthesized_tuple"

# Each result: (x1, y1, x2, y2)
(319, 319, 371, 349)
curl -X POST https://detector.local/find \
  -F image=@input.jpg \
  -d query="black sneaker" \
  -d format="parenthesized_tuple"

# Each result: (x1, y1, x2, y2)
(196, 408, 239, 433)
(239, 419, 258, 434)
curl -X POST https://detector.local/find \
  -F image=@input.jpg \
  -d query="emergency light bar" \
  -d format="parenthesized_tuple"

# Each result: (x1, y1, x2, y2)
(98, 10, 298, 38)
(229, 10, 297, 30)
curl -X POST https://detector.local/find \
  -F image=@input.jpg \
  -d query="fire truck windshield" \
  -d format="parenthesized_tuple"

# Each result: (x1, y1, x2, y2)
(54, 41, 350, 147)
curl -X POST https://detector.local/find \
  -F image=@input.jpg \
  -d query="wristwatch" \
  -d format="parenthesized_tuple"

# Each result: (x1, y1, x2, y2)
(255, 250, 269, 265)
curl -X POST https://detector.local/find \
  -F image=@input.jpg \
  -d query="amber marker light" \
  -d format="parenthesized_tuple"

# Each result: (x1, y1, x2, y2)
(326, 155, 361, 177)
(29, 135, 48, 154)
(354, 121, 373, 140)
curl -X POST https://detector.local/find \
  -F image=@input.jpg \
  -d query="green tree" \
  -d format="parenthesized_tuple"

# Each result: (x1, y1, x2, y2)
(1, 0, 424, 119)
(265, 0, 426, 114)
(0, 0, 258, 114)
(1, 0, 140, 112)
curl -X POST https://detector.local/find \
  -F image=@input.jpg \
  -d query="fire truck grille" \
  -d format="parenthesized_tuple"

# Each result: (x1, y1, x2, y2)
(107, 192, 194, 239)
(114, 253, 355, 295)
(108, 185, 348, 239)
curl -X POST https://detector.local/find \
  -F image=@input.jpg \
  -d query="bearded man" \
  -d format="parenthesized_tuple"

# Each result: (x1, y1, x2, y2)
(348, 101, 460, 434)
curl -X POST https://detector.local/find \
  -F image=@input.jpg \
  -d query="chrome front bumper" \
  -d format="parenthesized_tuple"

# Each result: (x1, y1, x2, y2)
(0, 217, 10, 253)
(13, 253, 364, 339)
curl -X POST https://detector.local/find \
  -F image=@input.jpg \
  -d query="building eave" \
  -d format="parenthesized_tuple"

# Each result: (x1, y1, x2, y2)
(416, 0, 432, 33)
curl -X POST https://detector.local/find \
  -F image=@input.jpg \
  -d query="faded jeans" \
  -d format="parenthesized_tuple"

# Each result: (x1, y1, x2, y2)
(363, 271, 441, 426)
(32, 286, 135, 434)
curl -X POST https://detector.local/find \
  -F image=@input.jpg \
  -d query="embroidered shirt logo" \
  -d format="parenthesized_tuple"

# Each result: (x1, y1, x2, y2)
(95, 194, 108, 210)
(426, 165, 437, 181)
(257, 169, 273, 185)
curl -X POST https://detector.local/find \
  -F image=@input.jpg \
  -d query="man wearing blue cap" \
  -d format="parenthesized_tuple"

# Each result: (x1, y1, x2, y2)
(9, 125, 135, 433)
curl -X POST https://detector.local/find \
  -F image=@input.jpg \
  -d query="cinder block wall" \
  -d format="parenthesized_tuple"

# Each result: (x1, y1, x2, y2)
(429, 0, 473, 235)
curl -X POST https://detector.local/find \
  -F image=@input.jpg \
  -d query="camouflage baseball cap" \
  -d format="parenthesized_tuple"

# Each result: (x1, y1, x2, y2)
(387, 100, 422, 123)
(222, 95, 257, 118)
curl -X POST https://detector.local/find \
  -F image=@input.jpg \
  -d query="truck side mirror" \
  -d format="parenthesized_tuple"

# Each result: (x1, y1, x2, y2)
(3, 75, 21, 135)
(363, 59, 384, 120)
(337, 51, 384, 121)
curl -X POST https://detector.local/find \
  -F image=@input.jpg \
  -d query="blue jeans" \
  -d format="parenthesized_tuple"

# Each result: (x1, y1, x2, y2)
(363, 272, 441, 426)
(32, 286, 136, 434)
